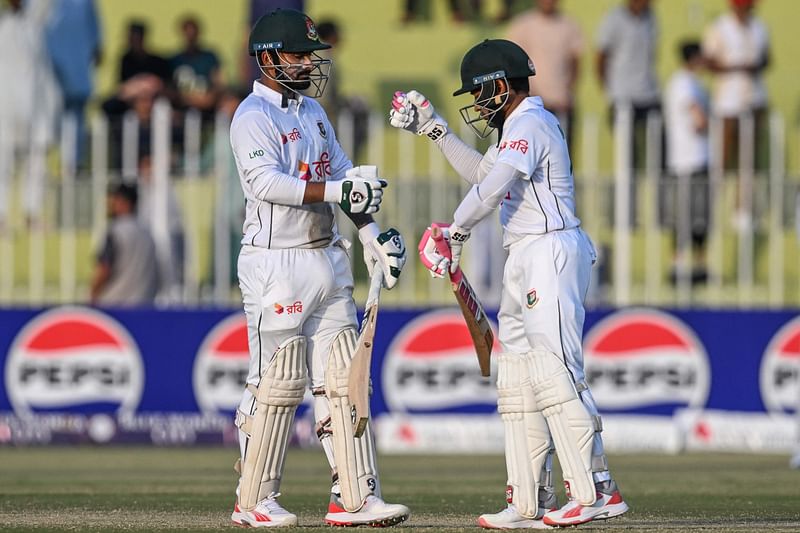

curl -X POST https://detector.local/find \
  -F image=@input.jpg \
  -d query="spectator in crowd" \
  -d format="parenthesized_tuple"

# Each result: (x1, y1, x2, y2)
(596, 0, 660, 172)
(703, 0, 769, 229)
(663, 41, 710, 284)
(45, 0, 102, 168)
(90, 182, 159, 306)
(506, 0, 583, 151)
(102, 21, 171, 171)
(596, 0, 660, 229)
(170, 15, 222, 119)
(102, 21, 171, 120)
(0, 0, 61, 228)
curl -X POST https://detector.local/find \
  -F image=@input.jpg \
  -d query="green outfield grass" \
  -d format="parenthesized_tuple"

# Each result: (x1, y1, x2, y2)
(0, 447, 798, 532)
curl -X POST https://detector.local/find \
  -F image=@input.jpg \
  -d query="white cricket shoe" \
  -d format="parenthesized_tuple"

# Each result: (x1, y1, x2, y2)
(231, 493, 298, 528)
(542, 480, 628, 527)
(478, 504, 554, 529)
(325, 494, 410, 527)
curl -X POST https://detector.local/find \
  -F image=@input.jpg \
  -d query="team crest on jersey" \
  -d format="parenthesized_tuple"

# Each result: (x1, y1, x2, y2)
(317, 121, 327, 139)
(526, 289, 538, 308)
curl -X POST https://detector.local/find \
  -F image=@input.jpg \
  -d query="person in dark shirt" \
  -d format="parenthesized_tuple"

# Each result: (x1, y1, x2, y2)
(169, 15, 222, 115)
(103, 21, 170, 118)
(119, 21, 170, 82)
(102, 21, 171, 170)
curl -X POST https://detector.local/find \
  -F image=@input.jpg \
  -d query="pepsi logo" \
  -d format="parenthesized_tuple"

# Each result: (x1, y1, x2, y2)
(4, 307, 143, 416)
(193, 314, 250, 414)
(760, 317, 800, 414)
(382, 310, 499, 413)
(583, 309, 710, 411)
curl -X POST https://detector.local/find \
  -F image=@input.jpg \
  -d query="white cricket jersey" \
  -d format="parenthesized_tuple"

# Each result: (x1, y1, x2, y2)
(230, 81, 351, 249)
(702, 13, 769, 117)
(489, 96, 581, 246)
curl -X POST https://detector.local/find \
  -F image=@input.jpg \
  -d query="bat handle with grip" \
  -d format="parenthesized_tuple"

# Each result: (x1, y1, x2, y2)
(366, 267, 383, 308)
(430, 223, 463, 285)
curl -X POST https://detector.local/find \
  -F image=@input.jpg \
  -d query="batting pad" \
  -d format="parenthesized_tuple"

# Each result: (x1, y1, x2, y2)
(497, 353, 552, 518)
(326, 328, 380, 512)
(526, 349, 596, 506)
(236, 335, 307, 510)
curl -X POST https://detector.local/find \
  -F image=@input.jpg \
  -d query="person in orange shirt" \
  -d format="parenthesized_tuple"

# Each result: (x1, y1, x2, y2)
(506, 0, 583, 151)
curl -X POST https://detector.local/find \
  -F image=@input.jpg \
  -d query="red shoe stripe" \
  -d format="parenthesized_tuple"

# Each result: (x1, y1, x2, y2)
(328, 501, 346, 513)
(252, 511, 271, 522)
(562, 504, 584, 519)
(608, 491, 623, 505)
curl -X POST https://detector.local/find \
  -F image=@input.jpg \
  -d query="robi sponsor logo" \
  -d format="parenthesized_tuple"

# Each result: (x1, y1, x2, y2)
(583, 309, 710, 412)
(760, 317, 800, 414)
(193, 314, 249, 413)
(382, 310, 499, 413)
(4, 307, 144, 416)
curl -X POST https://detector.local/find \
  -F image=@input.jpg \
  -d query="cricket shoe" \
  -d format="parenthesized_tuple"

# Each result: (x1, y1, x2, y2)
(231, 493, 298, 528)
(325, 493, 410, 527)
(478, 504, 555, 529)
(542, 480, 628, 527)
(478, 486, 557, 529)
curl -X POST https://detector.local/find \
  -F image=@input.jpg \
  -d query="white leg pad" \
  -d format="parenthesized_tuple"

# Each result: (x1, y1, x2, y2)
(325, 328, 380, 512)
(236, 335, 307, 511)
(526, 349, 596, 505)
(498, 353, 552, 518)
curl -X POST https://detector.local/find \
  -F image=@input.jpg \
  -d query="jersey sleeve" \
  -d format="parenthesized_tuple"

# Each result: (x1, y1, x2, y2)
(230, 110, 306, 206)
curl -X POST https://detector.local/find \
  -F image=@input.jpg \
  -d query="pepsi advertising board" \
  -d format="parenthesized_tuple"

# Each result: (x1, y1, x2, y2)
(0, 306, 798, 450)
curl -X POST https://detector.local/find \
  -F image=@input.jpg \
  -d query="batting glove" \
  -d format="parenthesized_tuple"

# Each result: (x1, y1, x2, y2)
(324, 165, 387, 215)
(389, 90, 449, 141)
(417, 225, 451, 278)
(359, 223, 407, 290)
(447, 223, 470, 274)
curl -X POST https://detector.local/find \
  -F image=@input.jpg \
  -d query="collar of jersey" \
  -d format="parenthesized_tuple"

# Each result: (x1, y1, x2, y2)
(506, 95, 543, 123)
(252, 80, 304, 112)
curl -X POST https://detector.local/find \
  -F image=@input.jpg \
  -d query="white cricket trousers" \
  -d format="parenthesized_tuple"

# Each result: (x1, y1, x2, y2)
(236, 242, 357, 410)
(498, 227, 606, 459)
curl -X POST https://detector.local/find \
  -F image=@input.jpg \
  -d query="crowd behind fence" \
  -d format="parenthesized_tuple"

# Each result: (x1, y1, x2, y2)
(0, 104, 798, 310)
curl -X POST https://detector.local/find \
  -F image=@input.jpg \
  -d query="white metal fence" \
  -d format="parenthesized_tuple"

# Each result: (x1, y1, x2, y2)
(0, 101, 798, 309)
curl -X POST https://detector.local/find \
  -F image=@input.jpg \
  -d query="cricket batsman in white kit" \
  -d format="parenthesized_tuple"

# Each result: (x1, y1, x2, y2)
(228, 8, 409, 528)
(391, 39, 629, 528)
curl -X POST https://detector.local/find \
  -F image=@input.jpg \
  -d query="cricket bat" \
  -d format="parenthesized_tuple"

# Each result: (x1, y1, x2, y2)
(430, 223, 493, 377)
(348, 267, 383, 438)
